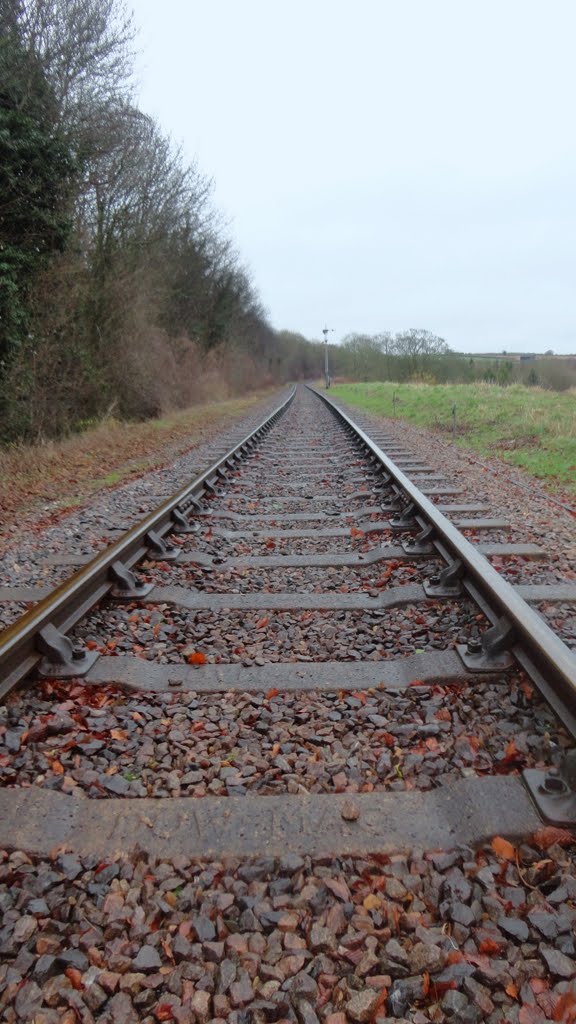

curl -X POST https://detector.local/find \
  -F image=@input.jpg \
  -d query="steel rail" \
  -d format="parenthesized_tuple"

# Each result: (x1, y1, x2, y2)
(310, 386, 576, 737)
(0, 388, 295, 699)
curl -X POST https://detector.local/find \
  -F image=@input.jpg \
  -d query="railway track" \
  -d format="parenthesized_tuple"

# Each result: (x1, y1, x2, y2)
(1, 384, 576, 1023)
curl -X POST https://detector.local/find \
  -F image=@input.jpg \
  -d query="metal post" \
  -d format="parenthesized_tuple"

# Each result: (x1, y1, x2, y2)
(322, 326, 334, 388)
(452, 401, 457, 439)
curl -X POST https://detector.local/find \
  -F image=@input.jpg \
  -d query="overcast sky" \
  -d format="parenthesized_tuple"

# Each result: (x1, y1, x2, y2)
(132, 0, 575, 353)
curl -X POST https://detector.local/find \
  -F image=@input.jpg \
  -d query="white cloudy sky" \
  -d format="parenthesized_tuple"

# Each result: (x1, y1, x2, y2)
(132, 0, 575, 353)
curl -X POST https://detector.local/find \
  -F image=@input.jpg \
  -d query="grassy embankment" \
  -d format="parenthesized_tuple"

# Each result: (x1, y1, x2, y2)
(0, 391, 277, 538)
(331, 382, 576, 495)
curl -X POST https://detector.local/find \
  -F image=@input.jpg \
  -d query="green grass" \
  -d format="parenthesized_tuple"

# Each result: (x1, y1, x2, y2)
(331, 382, 576, 494)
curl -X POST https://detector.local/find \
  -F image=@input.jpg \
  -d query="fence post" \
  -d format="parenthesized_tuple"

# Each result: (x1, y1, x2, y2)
(452, 401, 457, 439)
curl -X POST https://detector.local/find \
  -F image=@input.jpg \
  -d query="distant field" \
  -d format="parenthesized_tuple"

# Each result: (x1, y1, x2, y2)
(331, 382, 576, 495)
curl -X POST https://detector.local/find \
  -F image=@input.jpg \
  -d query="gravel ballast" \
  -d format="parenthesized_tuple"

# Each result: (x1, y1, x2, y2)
(1, 840, 575, 1023)
(1, 386, 576, 1024)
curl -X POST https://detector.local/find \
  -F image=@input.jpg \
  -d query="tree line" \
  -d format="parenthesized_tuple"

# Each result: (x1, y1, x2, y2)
(321, 332, 576, 391)
(0, 0, 292, 441)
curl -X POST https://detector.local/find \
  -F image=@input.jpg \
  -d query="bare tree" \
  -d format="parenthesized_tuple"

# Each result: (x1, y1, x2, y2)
(17, 0, 135, 112)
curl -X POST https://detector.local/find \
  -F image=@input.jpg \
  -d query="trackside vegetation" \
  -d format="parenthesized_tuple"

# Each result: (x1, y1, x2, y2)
(331, 382, 576, 495)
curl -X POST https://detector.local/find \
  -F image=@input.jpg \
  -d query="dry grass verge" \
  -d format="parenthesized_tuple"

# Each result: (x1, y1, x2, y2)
(0, 391, 277, 549)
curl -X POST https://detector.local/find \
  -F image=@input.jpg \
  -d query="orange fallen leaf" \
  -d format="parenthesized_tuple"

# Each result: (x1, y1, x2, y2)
(422, 971, 430, 997)
(110, 728, 127, 741)
(50, 760, 64, 775)
(65, 967, 83, 990)
(520, 679, 535, 700)
(266, 687, 280, 700)
(363, 893, 382, 910)
(506, 982, 519, 999)
(372, 986, 388, 1016)
(532, 826, 576, 850)
(479, 938, 502, 955)
(432, 980, 458, 996)
(502, 738, 524, 764)
(155, 1006, 175, 1022)
(256, 617, 269, 629)
(553, 991, 576, 1021)
(491, 835, 515, 860)
(520, 1006, 549, 1024)
(186, 651, 206, 665)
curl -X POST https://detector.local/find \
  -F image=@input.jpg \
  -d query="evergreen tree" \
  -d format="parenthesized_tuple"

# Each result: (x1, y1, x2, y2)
(0, 24, 74, 372)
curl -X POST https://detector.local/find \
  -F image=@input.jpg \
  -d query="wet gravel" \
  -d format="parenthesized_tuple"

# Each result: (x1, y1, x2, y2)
(70, 601, 487, 665)
(535, 603, 576, 651)
(183, 533, 396, 558)
(0, 602, 32, 628)
(1, 840, 575, 1023)
(0, 676, 568, 801)
(142, 561, 437, 594)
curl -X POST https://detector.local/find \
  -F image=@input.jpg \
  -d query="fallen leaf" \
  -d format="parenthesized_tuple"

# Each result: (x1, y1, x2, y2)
(266, 688, 280, 699)
(479, 938, 502, 955)
(491, 835, 516, 861)
(445, 950, 465, 964)
(65, 967, 83, 990)
(186, 651, 206, 665)
(507, 982, 519, 999)
(553, 991, 576, 1022)
(520, 679, 535, 700)
(519, 1005, 547, 1024)
(256, 617, 269, 629)
(363, 893, 382, 910)
(532, 826, 576, 850)
(155, 1006, 175, 1022)
(372, 986, 389, 1016)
